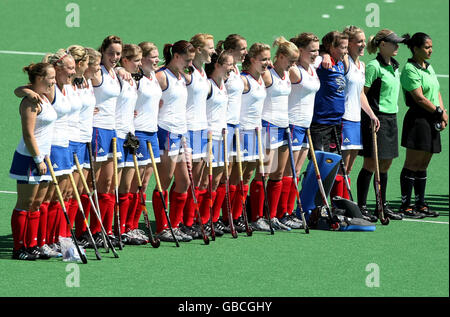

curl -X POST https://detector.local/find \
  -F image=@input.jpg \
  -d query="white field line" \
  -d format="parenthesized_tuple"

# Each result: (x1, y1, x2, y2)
(1, 189, 446, 223)
(1, 49, 449, 78)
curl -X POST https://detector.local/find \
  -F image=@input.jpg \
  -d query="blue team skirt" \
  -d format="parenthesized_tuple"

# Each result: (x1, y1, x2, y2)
(134, 130, 161, 166)
(203, 138, 225, 168)
(262, 120, 289, 150)
(91, 127, 122, 162)
(289, 124, 309, 151)
(9, 151, 51, 184)
(239, 128, 261, 162)
(69, 141, 89, 170)
(157, 126, 185, 157)
(341, 119, 362, 150)
(116, 137, 135, 168)
(185, 129, 208, 160)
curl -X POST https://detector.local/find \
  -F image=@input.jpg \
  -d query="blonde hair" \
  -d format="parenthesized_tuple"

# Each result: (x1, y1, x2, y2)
(272, 36, 299, 63)
(67, 45, 88, 63)
(290, 32, 320, 48)
(367, 29, 394, 54)
(343, 25, 364, 42)
(242, 42, 271, 71)
(190, 33, 214, 49)
(138, 41, 158, 57)
(85, 47, 101, 65)
(42, 48, 74, 67)
(121, 44, 142, 61)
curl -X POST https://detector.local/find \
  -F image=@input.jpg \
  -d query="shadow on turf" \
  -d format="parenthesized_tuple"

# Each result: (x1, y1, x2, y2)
(0, 234, 13, 260)
(384, 194, 449, 216)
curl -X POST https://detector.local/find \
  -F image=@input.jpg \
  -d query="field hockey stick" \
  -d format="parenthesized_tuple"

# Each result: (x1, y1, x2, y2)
(234, 127, 252, 236)
(207, 131, 216, 241)
(111, 138, 123, 250)
(131, 152, 161, 248)
(222, 128, 238, 238)
(180, 137, 210, 245)
(371, 121, 390, 226)
(332, 126, 354, 201)
(256, 127, 274, 235)
(86, 142, 112, 253)
(306, 129, 340, 230)
(67, 171, 102, 260)
(45, 156, 88, 264)
(74, 152, 119, 258)
(147, 141, 180, 247)
(286, 127, 309, 234)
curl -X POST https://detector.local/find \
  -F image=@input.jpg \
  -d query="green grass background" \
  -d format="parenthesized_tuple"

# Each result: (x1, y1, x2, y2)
(0, 0, 448, 297)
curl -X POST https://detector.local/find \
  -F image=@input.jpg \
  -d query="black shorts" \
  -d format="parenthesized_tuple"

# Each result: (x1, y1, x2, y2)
(401, 108, 441, 153)
(360, 112, 398, 159)
(309, 123, 342, 153)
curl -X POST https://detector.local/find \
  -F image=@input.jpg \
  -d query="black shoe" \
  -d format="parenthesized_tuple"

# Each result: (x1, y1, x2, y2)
(383, 203, 403, 220)
(233, 217, 246, 233)
(27, 246, 51, 260)
(204, 223, 224, 237)
(108, 235, 124, 248)
(416, 204, 439, 217)
(217, 218, 231, 233)
(88, 232, 104, 248)
(76, 231, 91, 248)
(12, 247, 37, 261)
(359, 205, 378, 223)
(400, 205, 426, 219)
(179, 223, 201, 239)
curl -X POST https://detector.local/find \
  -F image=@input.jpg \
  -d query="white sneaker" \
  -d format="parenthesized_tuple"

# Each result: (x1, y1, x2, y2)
(251, 218, 271, 231)
(41, 244, 62, 258)
(173, 228, 192, 242)
(271, 217, 291, 231)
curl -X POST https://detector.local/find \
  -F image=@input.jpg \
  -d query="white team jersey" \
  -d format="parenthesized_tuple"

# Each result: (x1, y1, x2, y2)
(158, 67, 188, 135)
(78, 79, 97, 143)
(66, 84, 83, 143)
(206, 78, 228, 140)
(288, 64, 320, 127)
(115, 78, 138, 139)
(262, 67, 291, 127)
(93, 64, 121, 130)
(16, 96, 57, 157)
(343, 56, 365, 122)
(51, 84, 73, 147)
(225, 65, 244, 125)
(134, 72, 162, 133)
(240, 72, 267, 130)
(185, 66, 209, 131)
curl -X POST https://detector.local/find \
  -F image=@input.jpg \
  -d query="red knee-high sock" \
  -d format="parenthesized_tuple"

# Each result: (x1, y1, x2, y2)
(286, 177, 299, 216)
(152, 189, 168, 233)
(11, 209, 28, 250)
(104, 193, 115, 235)
(212, 183, 226, 221)
(46, 201, 59, 245)
(267, 179, 283, 219)
(198, 189, 213, 225)
(331, 175, 344, 200)
(278, 177, 292, 217)
(169, 191, 187, 229)
(125, 193, 139, 232)
(117, 193, 131, 235)
(132, 192, 145, 231)
(67, 198, 78, 237)
(25, 211, 40, 249)
(183, 187, 198, 227)
(231, 184, 249, 221)
(227, 184, 238, 220)
(250, 180, 265, 222)
(90, 193, 109, 235)
(75, 194, 91, 238)
(57, 201, 70, 239)
(38, 202, 49, 247)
